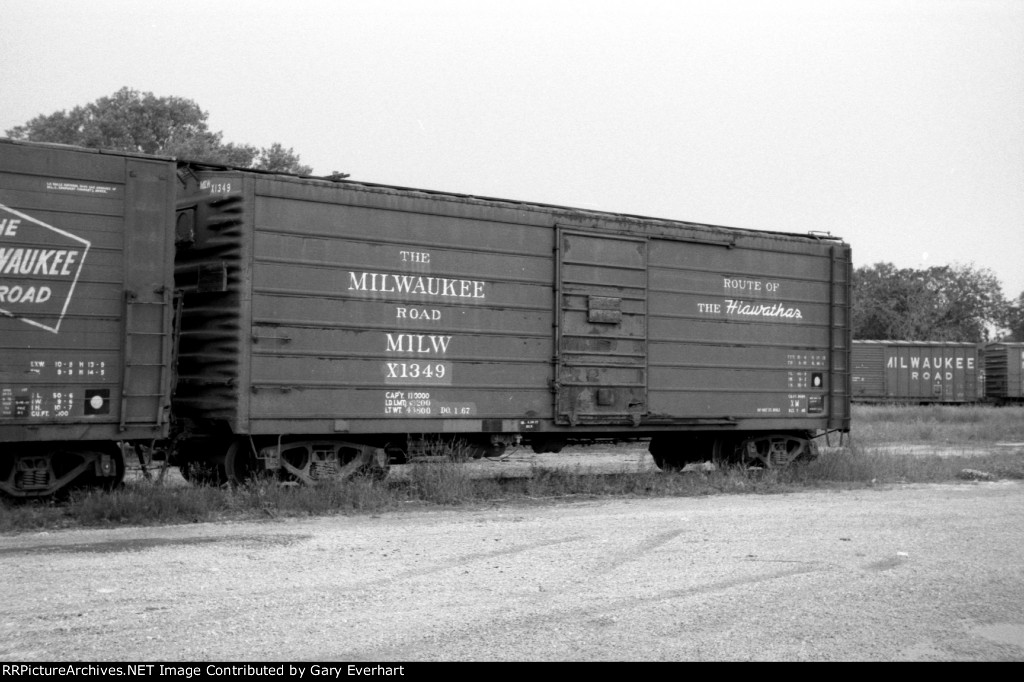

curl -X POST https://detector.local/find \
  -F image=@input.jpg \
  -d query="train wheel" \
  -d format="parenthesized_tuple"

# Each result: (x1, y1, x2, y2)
(738, 435, 809, 468)
(651, 455, 679, 471)
(0, 443, 124, 498)
(81, 443, 126, 492)
(53, 443, 125, 497)
(276, 441, 389, 484)
(223, 439, 259, 486)
(649, 434, 716, 471)
(648, 435, 678, 470)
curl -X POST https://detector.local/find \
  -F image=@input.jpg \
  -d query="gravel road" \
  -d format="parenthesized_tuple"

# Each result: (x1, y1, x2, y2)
(2, 477, 1023, 661)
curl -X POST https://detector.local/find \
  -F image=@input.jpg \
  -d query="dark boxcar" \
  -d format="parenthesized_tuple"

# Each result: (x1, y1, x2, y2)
(851, 340, 981, 403)
(984, 342, 1024, 402)
(173, 168, 850, 478)
(0, 140, 177, 496)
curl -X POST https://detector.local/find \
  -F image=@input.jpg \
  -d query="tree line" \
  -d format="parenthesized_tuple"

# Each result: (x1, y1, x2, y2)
(854, 263, 1022, 343)
(7, 89, 1020, 342)
(4, 87, 320, 176)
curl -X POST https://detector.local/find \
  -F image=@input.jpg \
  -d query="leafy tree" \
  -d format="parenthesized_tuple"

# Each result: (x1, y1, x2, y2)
(853, 263, 933, 340)
(1004, 292, 1024, 341)
(853, 262, 1008, 342)
(926, 264, 1007, 342)
(5, 87, 316, 175)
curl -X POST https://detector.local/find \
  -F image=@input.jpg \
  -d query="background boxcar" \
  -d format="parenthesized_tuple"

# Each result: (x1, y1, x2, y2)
(984, 342, 1024, 402)
(171, 168, 851, 479)
(851, 340, 981, 403)
(0, 140, 177, 496)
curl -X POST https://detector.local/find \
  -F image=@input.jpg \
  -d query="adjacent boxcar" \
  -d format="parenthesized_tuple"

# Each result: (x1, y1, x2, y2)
(0, 140, 177, 496)
(851, 340, 981, 403)
(171, 167, 851, 478)
(984, 342, 1024, 402)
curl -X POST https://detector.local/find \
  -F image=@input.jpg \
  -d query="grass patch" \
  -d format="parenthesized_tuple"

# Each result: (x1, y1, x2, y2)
(2, 406, 1022, 533)
(784, 445, 1024, 484)
(851, 404, 1024, 444)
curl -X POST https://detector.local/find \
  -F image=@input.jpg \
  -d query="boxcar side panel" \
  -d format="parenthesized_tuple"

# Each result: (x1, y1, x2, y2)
(647, 237, 849, 428)
(1009, 345, 1020, 398)
(885, 344, 979, 402)
(851, 341, 980, 403)
(985, 343, 1024, 400)
(0, 142, 176, 442)
(851, 342, 886, 399)
(245, 180, 555, 432)
(1010, 345, 1023, 399)
(189, 170, 850, 439)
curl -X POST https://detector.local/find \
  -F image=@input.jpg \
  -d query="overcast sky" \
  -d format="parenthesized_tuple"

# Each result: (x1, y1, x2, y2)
(3, 0, 1022, 297)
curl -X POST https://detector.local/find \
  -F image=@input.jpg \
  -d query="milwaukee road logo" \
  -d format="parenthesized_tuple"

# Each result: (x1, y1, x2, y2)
(348, 271, 486, 299)
(0, 204, 90, 333)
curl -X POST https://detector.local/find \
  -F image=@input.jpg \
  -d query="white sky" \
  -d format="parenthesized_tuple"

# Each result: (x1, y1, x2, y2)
(3, 0, 1022, 297)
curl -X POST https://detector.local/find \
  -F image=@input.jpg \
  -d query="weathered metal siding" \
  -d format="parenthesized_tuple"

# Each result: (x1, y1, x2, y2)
(646, 235, 850, 429)
(851, 342, 885, 398)
(0, 141, 176, 442)
(984, 343, 1024, 400)
(556, 230, 647, 425)
(851, 340, 980, 402)
(242, 176, 555, 434)
(190, 169, 850, 436)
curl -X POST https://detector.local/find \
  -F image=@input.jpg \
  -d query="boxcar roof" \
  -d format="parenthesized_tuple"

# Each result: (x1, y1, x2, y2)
(854, 340, 981, 346)
(2, 137, 845, 245)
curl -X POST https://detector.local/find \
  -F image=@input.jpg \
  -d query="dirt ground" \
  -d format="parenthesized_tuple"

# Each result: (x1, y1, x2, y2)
(3, 441, 1024, 662)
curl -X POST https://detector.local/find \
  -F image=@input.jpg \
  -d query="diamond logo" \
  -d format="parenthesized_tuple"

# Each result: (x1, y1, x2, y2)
(0, 203, 91, 333)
